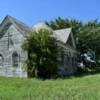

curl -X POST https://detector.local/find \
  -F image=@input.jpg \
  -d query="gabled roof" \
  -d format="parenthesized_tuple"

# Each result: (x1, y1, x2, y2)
(53, 28, 72, 44)
(8, 16, 32, 36)
(32, 22, 76, 48)
(32, 22, 53, 32)
(0, 15, 32, 38)
(0, 16, 76, 49)
(32, 23, 74, 42)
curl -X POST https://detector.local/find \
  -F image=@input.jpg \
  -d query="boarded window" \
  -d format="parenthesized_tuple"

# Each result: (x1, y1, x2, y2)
(12, 52, 19, 67)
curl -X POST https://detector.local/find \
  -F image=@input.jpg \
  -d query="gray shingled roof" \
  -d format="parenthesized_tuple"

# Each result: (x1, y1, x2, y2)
(0, 16, 74, 46)
(32, 22, 53, 32)
(8, 15, 32, 36)
(0, 15, 32, 38)
(32, 22, 72, 44)
(0, 16, 12, 38)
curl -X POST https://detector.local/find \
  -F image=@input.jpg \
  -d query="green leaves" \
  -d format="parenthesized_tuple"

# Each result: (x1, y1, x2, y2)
(47, 17, 100, 60)
(22, 29, 60, 78)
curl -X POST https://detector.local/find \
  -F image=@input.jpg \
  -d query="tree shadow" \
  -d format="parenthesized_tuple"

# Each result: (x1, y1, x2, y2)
(74, 67, 100, 77)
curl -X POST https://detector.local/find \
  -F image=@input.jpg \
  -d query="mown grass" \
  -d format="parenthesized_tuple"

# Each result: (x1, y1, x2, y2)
(0, 74, 100, 100)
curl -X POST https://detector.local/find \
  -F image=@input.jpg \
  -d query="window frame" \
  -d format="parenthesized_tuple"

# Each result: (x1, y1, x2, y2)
(12, 51, 19, 67)
(0, 54, 3, 67)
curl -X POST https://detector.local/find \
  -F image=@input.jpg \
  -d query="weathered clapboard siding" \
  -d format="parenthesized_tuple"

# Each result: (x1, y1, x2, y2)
(57, 43, 78, 76)
(0, 23, 27, 77)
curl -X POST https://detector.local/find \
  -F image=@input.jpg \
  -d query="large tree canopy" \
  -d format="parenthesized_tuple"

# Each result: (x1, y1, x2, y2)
(46, 17, 100, 66)
(46, 17, 83, 40)
(78, 20, 100, 59)
(22, 29, 60, 78)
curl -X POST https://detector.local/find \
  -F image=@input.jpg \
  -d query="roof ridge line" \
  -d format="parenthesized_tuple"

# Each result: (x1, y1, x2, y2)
(53, 27, 72, 32)
(7, 16, 32, 37)
(7, 15, 24, 33)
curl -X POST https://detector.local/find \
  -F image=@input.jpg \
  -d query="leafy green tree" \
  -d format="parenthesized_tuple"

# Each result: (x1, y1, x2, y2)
(78, 20, 100, 60)
(22, 29, 60, 78)
(46, 17, 83, 43)
(46, 17, 100, 66)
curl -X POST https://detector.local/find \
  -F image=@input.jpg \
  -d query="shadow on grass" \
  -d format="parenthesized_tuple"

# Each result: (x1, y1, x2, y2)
(74, 67, 100, 77)
(54, 67, 100, 80)
(30, 67, 100, 80)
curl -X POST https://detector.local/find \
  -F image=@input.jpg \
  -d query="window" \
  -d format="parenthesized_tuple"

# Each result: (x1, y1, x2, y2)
(0, 54, 3, 67)
(8, 32, 13, 49)
(12, 52, 19, 67)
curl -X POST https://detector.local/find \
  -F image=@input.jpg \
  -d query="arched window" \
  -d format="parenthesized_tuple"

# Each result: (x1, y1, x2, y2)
(0, 54, 3, 67)
(12, 51, 19, 67)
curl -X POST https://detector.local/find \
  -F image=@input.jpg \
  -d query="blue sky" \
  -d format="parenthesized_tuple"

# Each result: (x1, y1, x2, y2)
(0, 0, 99, 26)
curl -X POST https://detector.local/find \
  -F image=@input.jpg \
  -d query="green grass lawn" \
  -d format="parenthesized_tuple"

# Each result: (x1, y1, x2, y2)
(0, 74, 100, 100)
